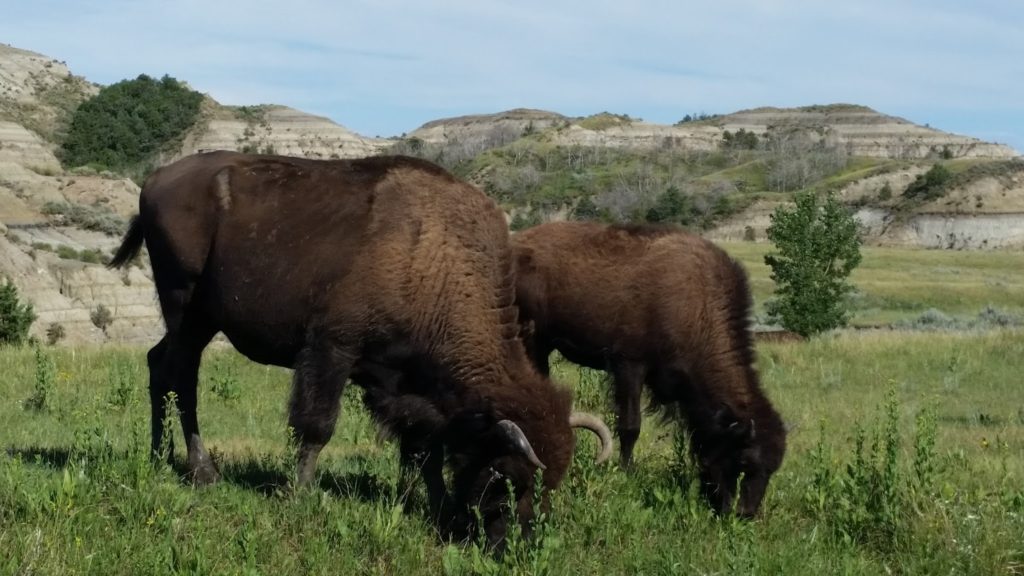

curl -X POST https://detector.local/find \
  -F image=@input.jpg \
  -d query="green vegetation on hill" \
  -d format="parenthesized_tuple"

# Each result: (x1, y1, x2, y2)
(389, 123, 863, 229)
(386, 117, 1024, 232)
(60, 74, 202, 178)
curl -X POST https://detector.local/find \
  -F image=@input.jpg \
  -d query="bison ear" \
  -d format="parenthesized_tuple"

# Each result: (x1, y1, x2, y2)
(448, 410, 495, 440)
(715, 406, 754, 441)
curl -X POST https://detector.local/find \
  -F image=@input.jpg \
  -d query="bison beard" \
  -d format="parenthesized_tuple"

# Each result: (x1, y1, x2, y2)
(109, 151, 611, 547)
(512, 221, 787, 518)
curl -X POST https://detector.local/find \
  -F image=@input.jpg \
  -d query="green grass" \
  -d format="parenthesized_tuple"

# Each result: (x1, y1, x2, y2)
(720, 242, 1024, 326)
(811, 158, 910, 193)
(699, 159, 769, 191)
(2, 329, 1023, 574)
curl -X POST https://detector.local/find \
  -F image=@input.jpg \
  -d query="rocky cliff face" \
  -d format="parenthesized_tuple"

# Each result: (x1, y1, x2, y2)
(537, 104, 1020, 159)
(715, 105, 1018, 159)
(172, 101, 389, 161)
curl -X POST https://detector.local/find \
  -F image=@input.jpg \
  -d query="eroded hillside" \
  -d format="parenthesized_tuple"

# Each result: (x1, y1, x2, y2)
(1, 44, 1022, 344)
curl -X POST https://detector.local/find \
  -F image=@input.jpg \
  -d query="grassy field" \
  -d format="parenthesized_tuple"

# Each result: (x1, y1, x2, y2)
(720, 242, 1024, 327)
(3, 245, 1024, 574)
(2, 327, 1023, 575)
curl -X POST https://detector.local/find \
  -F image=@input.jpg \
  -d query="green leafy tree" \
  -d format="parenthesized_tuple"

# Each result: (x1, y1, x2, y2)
(645, 186, 694, 225)
(0, 278, 37, 346)
(764, 191, 863, 336)
(904, 163, 952, 200)
(571, 196, 601, 221)
(61, 74, 203, 174)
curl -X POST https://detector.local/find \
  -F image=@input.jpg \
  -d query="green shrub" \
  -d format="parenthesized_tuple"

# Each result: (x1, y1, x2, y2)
(764, 191, 863, 336)
(0, 278, 36, 346)
(645, 186, 696, 226)
(208, 357, 241, 403)
(108, 359, 138, 409)
(90, 304, 113, 334)
(878, 181, 893, 201)
(510, 210, 542, 231)
(45, 323, 66, 346)
(42, 201, 127, 236)
(24, 345, 56, 411)
(806, 391, 907, 547)
(904, 164, 952, 200)
(60, 74, 203, 173)
(721, 128, 759, 150)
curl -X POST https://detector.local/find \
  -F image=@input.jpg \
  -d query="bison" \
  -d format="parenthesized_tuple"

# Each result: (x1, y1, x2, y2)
(108, 151, 611, 546)
(512, 221, 786, 518)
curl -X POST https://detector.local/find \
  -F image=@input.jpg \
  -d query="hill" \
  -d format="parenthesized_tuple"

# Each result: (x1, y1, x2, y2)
(1, 43, 1023, 344)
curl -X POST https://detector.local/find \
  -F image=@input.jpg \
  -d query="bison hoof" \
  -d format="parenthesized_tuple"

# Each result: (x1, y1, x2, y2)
(188, 463, 221, 486)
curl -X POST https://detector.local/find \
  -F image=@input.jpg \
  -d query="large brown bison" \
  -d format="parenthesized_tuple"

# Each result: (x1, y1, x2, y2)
(108, 151, 611, 546)
(512, 221, 786, 518)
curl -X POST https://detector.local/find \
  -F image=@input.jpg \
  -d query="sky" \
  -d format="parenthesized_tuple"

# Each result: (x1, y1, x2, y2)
(2, 0, 1022, 153)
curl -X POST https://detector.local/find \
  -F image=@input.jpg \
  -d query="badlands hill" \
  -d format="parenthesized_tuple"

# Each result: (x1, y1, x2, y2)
(1, 43, 1022, 344)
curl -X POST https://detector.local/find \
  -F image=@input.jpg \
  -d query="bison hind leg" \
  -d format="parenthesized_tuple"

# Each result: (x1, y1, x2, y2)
(148, 320, 219, 485)
(288, 342, 357, 487)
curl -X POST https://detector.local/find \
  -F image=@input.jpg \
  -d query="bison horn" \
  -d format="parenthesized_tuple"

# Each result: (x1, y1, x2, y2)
(570, 412, 613, 465)
(496, 420, 546, 471)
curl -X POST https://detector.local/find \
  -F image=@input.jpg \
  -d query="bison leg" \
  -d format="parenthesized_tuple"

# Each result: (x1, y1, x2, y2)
(288, 343, 356, 487)
(399, 437, 451, 522)
(151, 324, 218, 485)
(612, 361, 646, 468)
(147, 337, 172, 461)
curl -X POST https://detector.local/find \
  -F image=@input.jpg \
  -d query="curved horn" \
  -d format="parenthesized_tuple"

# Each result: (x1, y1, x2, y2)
(570, 412, 613, 465)
(496, 420, 546, 470)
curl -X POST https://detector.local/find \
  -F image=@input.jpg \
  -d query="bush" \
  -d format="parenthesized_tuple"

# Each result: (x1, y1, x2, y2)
(645, 186, 696, 226)
(721, 128, 759, 150)
(60, 74, 203, 173)
(42, 201, 127, 236)
(510, 210, 542, 232)
(0, 278, 36, 346)
(878, 182, 893, 201)
(904, 164, 952, 201)
(24, 345, 56, 412)
(46, 323, 66, 346)
(90, 304, 113, 334)
(764, 191, 863, 336)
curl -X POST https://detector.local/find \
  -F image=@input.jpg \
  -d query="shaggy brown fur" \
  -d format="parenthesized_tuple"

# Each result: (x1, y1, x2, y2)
(512, 221, 786, 517)
(109, 151, 603, 546)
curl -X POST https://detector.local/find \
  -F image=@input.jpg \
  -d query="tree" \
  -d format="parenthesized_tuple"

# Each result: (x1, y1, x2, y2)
(0, 278, 37, 346)
(61, 74, 203, 174)
(904, 163, 952, 201)
(645, 186, 694, 226)
(764, 191, 863, 337)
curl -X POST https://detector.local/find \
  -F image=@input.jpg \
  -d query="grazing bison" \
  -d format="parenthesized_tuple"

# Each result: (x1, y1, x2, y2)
(512, 221, 786, 517)
(108, 151, 611, 545)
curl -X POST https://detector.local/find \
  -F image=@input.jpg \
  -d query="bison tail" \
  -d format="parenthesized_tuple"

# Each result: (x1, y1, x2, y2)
(107, 216, 145, 269)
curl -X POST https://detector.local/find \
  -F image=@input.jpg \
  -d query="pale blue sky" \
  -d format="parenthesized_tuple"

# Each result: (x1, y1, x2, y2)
(2, 0, 1021, 152)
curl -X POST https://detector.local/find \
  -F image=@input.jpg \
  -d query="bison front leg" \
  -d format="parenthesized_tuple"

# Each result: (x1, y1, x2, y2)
(288, 343, 356, 487)
(399, 438, 451, 523)
(612, 361, 646, 469)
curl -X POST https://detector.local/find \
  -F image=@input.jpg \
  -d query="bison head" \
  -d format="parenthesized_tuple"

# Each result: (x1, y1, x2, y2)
(445, 408, 612, 549)
(697, 408, 786, 518)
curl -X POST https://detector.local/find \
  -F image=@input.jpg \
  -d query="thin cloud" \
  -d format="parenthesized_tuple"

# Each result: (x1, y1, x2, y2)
(0, 0, 1020, 151)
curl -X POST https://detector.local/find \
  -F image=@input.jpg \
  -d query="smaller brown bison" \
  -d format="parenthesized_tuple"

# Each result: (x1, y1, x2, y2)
(108, 151, 611, 547)
(512, 221, 786, 517)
